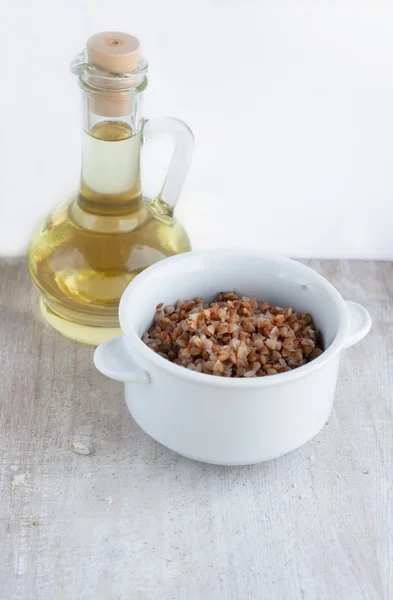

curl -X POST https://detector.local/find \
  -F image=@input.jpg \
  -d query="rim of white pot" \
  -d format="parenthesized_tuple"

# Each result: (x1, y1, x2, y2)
(119, 250, 349, 389)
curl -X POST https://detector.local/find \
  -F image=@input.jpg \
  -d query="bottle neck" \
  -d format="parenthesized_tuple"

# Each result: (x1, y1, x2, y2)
(77, 88, 145, 216)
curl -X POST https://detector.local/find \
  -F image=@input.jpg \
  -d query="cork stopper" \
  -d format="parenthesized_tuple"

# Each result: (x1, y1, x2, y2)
(87, 32, 140, 73)
(85, 32, 141, 118)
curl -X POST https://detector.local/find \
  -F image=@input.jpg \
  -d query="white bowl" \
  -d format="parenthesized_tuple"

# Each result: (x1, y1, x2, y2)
(94, 250, 371, 465)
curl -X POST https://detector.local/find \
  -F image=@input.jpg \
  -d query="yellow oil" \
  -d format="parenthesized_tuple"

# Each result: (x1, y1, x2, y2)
(28, 121, 191, 344)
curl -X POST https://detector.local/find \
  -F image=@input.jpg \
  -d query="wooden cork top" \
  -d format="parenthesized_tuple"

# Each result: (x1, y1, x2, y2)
(83, 32, 142, 117)
(87, 32, 140, 73)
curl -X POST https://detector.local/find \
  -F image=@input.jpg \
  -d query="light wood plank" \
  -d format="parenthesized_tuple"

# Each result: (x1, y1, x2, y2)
(0, 258, 391, 600)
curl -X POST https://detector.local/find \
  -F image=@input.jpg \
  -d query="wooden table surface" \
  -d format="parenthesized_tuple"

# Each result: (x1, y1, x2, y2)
(0, 258, 391, 600)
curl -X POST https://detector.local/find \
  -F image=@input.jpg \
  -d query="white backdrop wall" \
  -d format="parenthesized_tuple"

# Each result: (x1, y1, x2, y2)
(1, 0, 392, 258)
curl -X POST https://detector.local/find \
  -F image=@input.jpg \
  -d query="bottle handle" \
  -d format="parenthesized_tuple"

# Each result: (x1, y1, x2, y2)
(142, 117, 194, 209)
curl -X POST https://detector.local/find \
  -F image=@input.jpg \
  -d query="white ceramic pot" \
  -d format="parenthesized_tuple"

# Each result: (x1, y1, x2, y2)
(94, 250, 371, 466)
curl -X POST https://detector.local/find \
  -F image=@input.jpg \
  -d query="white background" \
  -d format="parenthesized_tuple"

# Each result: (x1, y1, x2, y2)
(1, 0, 393, 258)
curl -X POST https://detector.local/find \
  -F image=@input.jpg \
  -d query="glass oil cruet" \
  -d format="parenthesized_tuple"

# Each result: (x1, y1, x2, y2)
(28, 32, 194, 345)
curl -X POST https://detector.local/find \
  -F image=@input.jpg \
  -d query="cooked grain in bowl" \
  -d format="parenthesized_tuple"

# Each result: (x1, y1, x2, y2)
(142, 292, 324, 377)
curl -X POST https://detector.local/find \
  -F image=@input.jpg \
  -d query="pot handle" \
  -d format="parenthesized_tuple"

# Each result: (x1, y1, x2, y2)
(94, 337, 150, 384)
(342, 301, 372, 349)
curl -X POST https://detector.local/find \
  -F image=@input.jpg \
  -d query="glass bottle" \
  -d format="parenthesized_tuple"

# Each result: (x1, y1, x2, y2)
(28, 32, 193, 345)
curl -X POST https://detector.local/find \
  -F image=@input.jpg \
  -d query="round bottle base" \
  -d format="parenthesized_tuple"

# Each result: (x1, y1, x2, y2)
(40, 299, 121, 346)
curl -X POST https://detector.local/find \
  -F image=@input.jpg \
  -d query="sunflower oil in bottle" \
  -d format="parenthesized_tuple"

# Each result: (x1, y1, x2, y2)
(28, 32, 194, 345)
